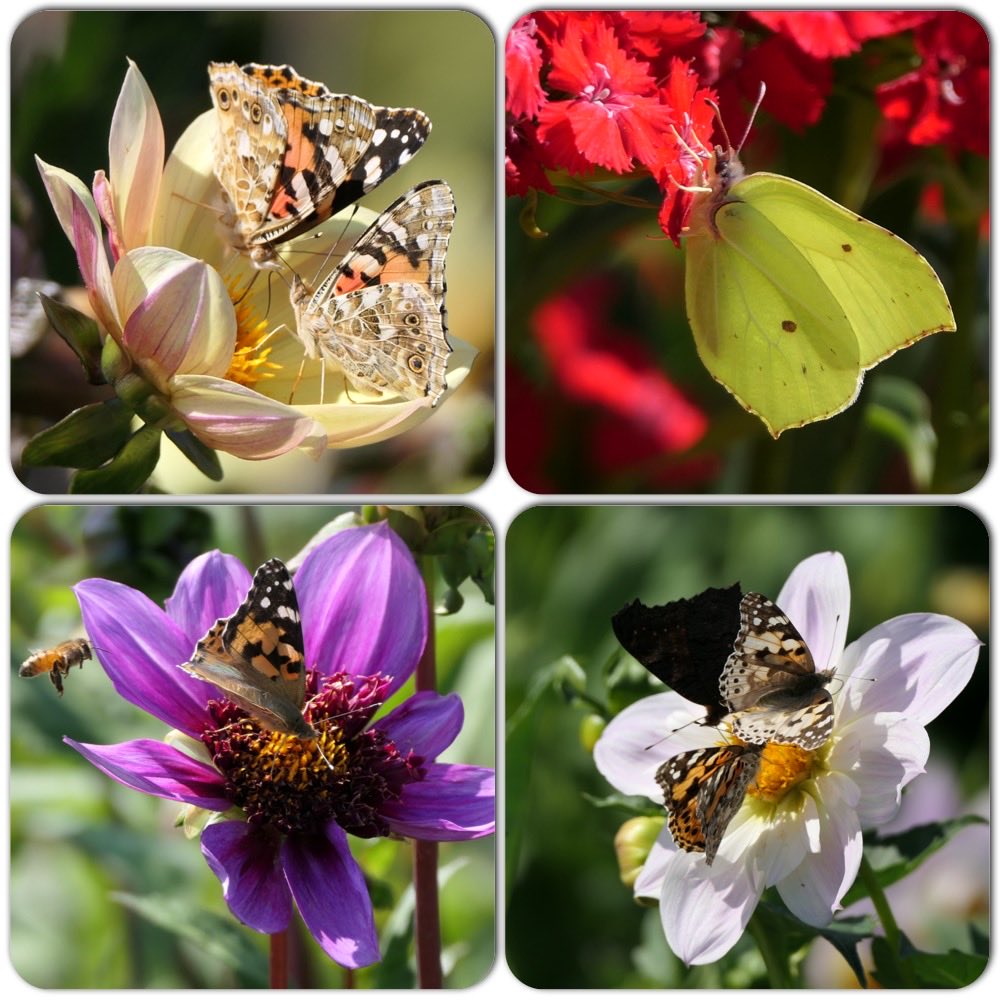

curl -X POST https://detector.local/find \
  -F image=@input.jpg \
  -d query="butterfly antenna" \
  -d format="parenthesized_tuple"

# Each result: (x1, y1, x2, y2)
(735, 82, 767, 154)
(643, 712, 712, 750)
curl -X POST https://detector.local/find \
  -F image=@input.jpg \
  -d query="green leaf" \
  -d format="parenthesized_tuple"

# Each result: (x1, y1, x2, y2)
(843, 816, 987, 906)
(861, 375, 937, 490)
(21, 399, 133, 468)
(871, 935, 987, 988)
(38, 293, 105, 383)
(581, 791, 660, 816)
(110, 891, 267, 984)
(70, 424, 161, 493)
(165, 428, 223, 481)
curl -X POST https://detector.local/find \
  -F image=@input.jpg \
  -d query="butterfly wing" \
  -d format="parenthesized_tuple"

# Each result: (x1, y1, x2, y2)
(180, 558, 315, 738)
(731, 692, 835, 751)
(685, 163, 955, 438)
(292, 181, 455, 404)
(721, 592, 836, 750)
(656, 743, 762, 865)
(611, 583, 742, 724)
(208, 62, 291, 262)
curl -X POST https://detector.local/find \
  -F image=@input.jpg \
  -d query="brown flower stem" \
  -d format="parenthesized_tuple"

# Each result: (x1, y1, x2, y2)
(269, 929, 288, 988)
(414, 554, 442, 987)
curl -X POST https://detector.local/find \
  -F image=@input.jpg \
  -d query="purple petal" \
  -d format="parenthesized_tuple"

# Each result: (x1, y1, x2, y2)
(296, 523, 427, 696)
(75, 577, 212, 734)
(164, 550, 252, 641)
(201, 820, 291, 934)
(381, 763, 495, 840)
(839, 614, 981, 724)
(776, 552, 850, 671)
(65, 737, 231, 809)
(282, 822, 380, 968)
(377, 692, 464, 758)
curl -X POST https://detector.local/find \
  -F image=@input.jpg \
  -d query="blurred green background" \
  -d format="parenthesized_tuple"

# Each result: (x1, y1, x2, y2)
(505, 505, 988, 987)
(11, 505, 495, 988)
(11, 10, 494, 493)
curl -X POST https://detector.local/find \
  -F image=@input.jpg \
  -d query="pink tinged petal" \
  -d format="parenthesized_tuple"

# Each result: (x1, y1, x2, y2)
(92, 170, 125, 261)
(377, 691, 464, 758)
(380, 763, 495, 840)
(169, 375, 328, 459)
(35, 157, 120, 336)
(65, 737, 231, 809)
(201, 820, 292, 934)
(296, 522, 426, 695)
(777, 773, 862, 926)
(282, 822, 380, 968)
(114, 247, 235, 381)
(165, 550, 252, 640)
(839, 614, 981, 724)
(659, 849, 761, 964)
(74, 577, 214, 734)
(109, 60, 165, 249)
(776, 551, 850, 670)
(593, 691, 707, 800)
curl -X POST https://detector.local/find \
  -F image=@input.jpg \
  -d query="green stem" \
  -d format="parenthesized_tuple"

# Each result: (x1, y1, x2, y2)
(747, 911, 794, 988)
(858, 854, 913, 986)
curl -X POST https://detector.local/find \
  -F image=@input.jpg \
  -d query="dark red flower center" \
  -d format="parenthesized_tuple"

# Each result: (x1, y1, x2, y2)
(200, 671, 426, 837)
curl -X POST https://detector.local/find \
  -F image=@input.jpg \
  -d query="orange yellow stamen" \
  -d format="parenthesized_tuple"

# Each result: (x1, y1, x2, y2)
(223, 279, 282, 388)
(750, 743, 815, 802)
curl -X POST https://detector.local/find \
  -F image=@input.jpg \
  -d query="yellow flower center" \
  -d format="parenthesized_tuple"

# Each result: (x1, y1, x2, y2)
(749, 742, 816, 802)
(223, 281, 281, 388)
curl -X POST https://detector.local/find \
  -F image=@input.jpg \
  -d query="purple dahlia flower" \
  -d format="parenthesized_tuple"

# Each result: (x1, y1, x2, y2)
(66, 522, 494, 968)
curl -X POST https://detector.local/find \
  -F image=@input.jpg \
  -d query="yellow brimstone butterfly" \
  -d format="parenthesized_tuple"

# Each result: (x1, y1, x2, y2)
(683, 100, 955, 438)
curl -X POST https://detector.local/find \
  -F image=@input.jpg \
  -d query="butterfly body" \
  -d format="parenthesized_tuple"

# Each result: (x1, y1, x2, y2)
(721, 591, 834, 750)
(611, 583, 742, 725)
(208, 62, 430, 269)
(290, 180, 454, 404)
(19, 638, 92, 696)
(180, 558, 317, 740)
(656, 741, 763, 865)
(685, 144, 955, 437)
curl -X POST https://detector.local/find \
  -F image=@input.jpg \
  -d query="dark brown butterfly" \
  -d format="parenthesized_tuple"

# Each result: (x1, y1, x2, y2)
(611, 583, 742, 724)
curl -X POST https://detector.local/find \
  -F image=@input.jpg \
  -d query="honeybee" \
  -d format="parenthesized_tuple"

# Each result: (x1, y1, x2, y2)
(18, 638, 92, 695)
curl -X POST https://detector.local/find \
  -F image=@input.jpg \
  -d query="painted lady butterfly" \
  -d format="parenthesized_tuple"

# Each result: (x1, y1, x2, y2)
(290, 180, 454, 405)
(180, 558, 316, 739)
(656, 742, 762, 865)
(208, 61, 431, 269)
(612, 583, 742, 725)
(721, 592, 835, 751)
(19, 638, 92, 696)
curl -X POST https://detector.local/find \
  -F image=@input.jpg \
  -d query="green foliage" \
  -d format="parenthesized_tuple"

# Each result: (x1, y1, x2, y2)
(70, 424, 161, 493)
(22, 399, 133, 468)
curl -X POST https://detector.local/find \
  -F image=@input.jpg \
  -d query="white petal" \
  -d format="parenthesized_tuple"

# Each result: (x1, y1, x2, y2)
(659, 849, 760, 965)
(633, 827, 675, 900)
(776, 552, 850, 671)
(834, 713, 929, 827)
(593, 692, 712, 800)
(778, 774, 862, 926)
(839, 614, 981, 724)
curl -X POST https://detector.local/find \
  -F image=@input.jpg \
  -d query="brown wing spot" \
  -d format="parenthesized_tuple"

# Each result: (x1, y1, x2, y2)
(408, 355, 425, 373)
(250, 102, 263, 124)
(782, 320, 797, 333)
(841, 243, 852, 252)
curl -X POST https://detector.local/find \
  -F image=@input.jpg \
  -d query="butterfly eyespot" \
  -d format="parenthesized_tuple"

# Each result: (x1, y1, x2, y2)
(408, 356, 425, 373)
(250, 102, 263, 125)
(217, 88, 231, 110)
(403, 312, 421, 327)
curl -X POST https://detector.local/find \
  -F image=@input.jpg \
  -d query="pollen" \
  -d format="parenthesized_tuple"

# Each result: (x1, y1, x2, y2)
(223, 280, 281, 388)
(748, 742, 815, 802)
